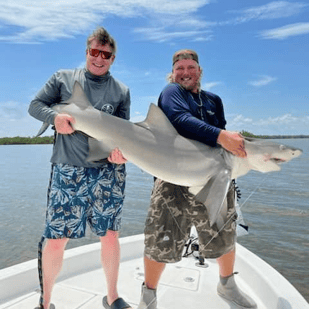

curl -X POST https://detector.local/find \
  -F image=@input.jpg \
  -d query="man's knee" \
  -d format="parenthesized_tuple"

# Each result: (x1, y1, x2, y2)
(100, 230, 119, 246)
(44, 238, 68, 252)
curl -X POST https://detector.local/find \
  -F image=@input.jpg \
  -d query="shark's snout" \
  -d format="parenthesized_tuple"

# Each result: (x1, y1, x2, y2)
(287, 148, 303, 159)
(273, 147, 303, 163)
(292, 149, 303, 157)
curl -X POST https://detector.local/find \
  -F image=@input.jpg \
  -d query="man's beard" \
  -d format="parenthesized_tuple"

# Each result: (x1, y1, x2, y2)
(179, 80, 200, 92)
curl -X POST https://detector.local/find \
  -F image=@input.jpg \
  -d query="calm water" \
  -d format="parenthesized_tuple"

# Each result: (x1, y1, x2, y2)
(0, 140, 308, 301)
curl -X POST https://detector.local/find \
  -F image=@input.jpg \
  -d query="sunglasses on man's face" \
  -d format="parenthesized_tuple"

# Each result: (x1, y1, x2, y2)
(88, 48, 113, 59)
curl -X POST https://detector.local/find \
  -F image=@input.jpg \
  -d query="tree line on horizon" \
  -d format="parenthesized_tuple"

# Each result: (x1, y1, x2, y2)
(240, 131, 309, 140)
(0, 136, 54, 145)
(0, 132, 308, 145)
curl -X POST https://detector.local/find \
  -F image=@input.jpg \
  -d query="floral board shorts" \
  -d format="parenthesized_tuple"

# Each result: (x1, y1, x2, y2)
(43, 163, 126, 239)
(144, 179, 237, 262)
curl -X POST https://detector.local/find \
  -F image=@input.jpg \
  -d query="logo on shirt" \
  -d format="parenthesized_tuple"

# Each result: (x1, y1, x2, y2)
(102, 104, 114, 115)
(207, 110, 215, 116)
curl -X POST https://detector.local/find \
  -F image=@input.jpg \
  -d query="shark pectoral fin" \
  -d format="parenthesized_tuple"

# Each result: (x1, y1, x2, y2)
(36, 122, 50, 137)
(188, 186, 204, 196)
(87, 138, 111, 162)
(194, 169, 231, 227)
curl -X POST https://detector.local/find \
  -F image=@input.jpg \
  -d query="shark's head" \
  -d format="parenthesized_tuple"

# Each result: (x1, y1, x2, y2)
(269, 144, 302, 164)
(244, 138, 303, 173)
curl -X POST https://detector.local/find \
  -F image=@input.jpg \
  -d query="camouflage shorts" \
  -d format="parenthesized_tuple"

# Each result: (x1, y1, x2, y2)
(144, 179, 237, 262)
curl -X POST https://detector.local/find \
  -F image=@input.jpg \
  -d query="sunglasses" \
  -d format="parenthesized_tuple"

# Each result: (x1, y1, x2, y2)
(88, 48, 113, 59)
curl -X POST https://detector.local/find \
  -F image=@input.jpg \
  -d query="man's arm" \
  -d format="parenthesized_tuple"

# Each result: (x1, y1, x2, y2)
(159, 84, 246, 158)
(28, 74, 61, 125)
(29, 73, 76, 135)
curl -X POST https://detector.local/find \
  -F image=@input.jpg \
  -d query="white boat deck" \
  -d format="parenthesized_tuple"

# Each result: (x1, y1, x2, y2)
(1, 234, 308, 309)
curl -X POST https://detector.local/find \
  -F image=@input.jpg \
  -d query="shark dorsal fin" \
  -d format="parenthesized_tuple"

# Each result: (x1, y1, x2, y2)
(135, 103, 178, 136)
(65, 81, 92, 110)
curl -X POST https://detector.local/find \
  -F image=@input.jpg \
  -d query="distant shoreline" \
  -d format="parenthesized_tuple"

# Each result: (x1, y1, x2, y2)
(0, 136, 54, 145)
(0, 133, 309, 145)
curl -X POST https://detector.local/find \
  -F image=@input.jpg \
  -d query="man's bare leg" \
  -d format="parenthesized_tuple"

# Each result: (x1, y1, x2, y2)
(217, 249, 235, 277)
(100, 230, 132, 308)
(41, 238, 69, 308)
(137, 256, 166, 309)
(144, 256, 166, 289)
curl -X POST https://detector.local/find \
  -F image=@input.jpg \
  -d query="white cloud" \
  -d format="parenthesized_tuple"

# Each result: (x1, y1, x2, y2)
(133, 28, 213, 43)
(132, 6, 215, 43)
(78, 61, 86, 69)
(0, 1, 307, 44)
(257, 114, 298, 125)
(0, 0, 210, 43)
(193, 36, 214, 42)
(227, 113, 309, 135)
(177, 18, 215, 29)
(0, 101, 28, 119)
(0, 116, 47, 137)
(248, 75, 277, 87)
(203, 81, 222, 90)
(131, 114, 146, 123)
(229, 1, 308, 24)
(259, 22, 309, 40)
(233, 114, 253, 124)
(129, 0, 210, 14)
(0, 101, 47, 137)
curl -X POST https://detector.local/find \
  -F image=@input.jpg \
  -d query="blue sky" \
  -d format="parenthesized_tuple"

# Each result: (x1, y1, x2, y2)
(0, 0, 308, 137)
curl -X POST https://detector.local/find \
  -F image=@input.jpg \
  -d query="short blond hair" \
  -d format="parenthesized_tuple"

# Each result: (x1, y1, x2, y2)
(86, 27, 117, 54)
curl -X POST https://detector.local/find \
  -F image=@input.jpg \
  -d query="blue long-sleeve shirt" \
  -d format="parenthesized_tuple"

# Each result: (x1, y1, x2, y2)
(158, 83, 226, 147)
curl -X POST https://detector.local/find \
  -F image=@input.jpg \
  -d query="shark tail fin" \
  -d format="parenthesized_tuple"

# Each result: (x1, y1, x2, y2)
(36, 122, 50, 137)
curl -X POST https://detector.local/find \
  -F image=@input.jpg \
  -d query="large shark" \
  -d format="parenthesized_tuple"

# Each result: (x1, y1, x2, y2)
(37, 82, 302, 226)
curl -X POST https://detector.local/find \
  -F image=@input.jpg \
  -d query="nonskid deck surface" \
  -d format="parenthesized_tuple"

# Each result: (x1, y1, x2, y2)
(1, 235, 307, 309)
(0, 255, 265, 309)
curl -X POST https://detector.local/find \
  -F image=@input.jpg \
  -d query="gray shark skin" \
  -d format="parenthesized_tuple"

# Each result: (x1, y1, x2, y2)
(37, 82, 303, 226)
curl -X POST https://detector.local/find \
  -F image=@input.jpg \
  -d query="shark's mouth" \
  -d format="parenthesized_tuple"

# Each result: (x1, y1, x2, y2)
(270, 158, 286, 163)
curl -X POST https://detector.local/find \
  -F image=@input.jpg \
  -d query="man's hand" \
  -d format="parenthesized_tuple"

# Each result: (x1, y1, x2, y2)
(217, 130, 247, 158)
(108, 148, 127, 164)
(54, 114, 75, 134)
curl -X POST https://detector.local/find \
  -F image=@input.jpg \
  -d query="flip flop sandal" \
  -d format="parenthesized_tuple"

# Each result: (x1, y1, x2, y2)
(103, 296, 131, 309)
(34, 304, 55, 309)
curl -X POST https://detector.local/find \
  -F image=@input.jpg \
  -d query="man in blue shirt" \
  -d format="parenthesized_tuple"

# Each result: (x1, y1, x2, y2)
(138, 50, 257, 309)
